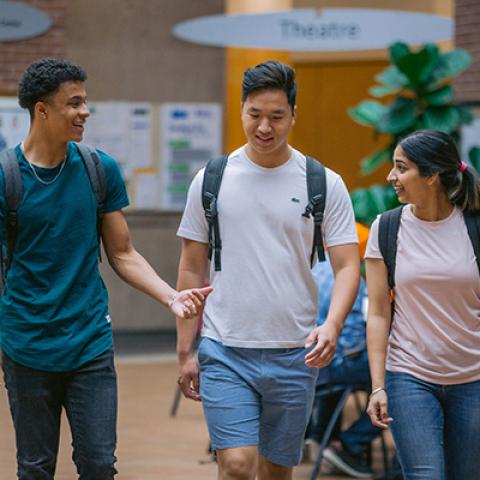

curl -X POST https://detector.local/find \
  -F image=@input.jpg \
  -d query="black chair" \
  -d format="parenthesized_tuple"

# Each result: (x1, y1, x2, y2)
(309, 371, 391, 479)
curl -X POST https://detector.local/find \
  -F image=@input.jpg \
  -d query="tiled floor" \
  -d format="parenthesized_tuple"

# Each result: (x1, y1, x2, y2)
(0, 354, 391, 479)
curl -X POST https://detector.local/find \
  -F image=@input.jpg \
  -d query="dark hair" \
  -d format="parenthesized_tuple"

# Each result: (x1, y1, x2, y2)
(18, 58, 87, 118)
(242, 60, 296, 111)
(398, 129, 480, 212)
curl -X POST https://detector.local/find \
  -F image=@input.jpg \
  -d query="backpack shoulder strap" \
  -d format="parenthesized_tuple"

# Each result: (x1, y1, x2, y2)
(463, 210, 480, 275)
(378, 205, 404, 290)
(303, 156, 327, 265)
(75, 143, 107, 209)
(0, 148, 23, 282)
(75, 143, 107, 261)
(202, 155, 228, 271)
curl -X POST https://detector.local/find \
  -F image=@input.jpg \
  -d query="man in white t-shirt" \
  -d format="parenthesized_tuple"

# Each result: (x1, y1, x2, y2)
(175, 60, 359, 480)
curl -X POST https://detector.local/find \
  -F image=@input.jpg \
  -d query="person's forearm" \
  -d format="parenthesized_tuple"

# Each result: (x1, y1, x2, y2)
(325, 263, 360, 333)
(367, 313, 390, 389)
(109, 248, 176, 306)
(176, 267, 205, 361)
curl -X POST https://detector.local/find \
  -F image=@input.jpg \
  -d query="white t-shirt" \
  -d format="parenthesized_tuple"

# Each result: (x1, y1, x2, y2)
(177, 146, 358, 348)
(365, 205, 480, 384)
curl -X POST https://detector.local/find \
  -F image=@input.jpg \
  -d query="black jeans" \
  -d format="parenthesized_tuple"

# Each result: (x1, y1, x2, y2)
(2, 348, 118, 480)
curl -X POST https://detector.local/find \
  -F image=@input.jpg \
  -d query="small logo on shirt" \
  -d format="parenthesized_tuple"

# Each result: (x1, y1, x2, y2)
(106, 315, 112, 324)
(291, 197, 300, 203)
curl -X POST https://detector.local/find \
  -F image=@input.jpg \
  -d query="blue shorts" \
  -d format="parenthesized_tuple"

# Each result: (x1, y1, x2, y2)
(198, 337, 319, 466)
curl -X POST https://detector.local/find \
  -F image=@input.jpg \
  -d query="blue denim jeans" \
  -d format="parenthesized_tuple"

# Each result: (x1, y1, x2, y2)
(2, 348, 118, 480)
(386, 371, 480, 480)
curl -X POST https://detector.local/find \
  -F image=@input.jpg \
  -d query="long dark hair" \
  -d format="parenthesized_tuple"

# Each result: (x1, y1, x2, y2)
(399, 129, 480, 212)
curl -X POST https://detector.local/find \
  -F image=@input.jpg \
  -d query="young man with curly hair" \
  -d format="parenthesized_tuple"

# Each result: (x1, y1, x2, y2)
(0, 58, 211, 480)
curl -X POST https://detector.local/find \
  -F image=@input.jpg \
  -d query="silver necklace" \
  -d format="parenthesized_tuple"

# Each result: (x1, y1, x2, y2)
(27, 159, 66, 185)
(22, 146, 67, 186)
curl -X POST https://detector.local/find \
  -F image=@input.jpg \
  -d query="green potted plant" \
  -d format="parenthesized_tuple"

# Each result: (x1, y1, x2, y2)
(349, 41, 478, 225)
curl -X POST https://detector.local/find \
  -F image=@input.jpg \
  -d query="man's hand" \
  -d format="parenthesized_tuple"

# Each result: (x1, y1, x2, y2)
(177, 353, 201, 401)
(169, 286, 213, 319)
(304, 322, 339, 368)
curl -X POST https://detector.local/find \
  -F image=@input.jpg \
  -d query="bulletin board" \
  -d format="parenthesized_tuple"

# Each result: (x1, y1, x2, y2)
(0, 98, 223, 211)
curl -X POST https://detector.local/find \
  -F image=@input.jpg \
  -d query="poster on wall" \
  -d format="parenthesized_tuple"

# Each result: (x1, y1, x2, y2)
(159, 103, 222, 211)
(0, 98, 30, 151)
(82, 101, 153, 181)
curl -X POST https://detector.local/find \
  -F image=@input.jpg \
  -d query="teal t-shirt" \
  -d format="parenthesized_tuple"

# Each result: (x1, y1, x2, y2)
(0, 142, 129, 371)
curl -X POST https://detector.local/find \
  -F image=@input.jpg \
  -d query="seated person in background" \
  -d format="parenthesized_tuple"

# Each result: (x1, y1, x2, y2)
(307, 224, 403, 480)
(308, 252, 380, 479)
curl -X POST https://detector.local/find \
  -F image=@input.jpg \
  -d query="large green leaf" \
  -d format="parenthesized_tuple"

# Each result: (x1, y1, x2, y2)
(348, 101, 386, 127)
(360, 148, 391, 175)
(369, 84, 402, 98)
(423, 85, 454, 106)
(431, 49, 472, 85)
(350, 189, 374, 225)
(374, 65, 409, 89)
(368, 184, 399, 211)
(469, 147, 480, 172)
(390, 42, 410, 65)
(390, 43, 440, 87)
(458, 106, 474, 125)
(422, 106, 461, 132)
(351, 184, 400, 225)
(378, 97, 418, 134)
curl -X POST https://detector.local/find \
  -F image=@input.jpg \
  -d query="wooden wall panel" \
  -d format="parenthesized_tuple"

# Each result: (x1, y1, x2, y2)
(292, 61, 392, 190)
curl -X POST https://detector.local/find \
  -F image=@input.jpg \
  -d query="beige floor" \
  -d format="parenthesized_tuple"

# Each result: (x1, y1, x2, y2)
(0, 356, 386, 479)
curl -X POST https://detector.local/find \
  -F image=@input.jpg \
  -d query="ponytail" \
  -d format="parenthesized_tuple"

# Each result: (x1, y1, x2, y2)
(449, 166, 480, 212)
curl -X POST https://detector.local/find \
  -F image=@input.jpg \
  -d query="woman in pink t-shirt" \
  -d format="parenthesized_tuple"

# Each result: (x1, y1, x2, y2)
(365, 130, 480, 480)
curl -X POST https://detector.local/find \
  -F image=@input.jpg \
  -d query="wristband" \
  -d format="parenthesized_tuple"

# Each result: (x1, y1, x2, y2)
(369, 387, 385, 399)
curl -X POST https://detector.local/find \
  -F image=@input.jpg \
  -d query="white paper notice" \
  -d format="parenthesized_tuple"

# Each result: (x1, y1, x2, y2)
(134, 173, 159, 209)
(159, 103, 222, 211)
(0, 98, 30, 151)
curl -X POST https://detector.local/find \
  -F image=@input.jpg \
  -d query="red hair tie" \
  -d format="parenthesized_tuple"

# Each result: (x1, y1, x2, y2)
(459, 161, 468, 173)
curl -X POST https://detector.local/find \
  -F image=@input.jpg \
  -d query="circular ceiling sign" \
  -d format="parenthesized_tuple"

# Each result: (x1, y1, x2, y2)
(0, 1, 52, 42)
(173, 8, 453, 51)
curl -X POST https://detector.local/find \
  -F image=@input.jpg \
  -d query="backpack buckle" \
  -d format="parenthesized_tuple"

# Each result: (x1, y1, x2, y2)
(302, 194, 323, 219)
(205, 197, 217, 221)
(313, 211, 324, 224)
(302, 202, 313, 218)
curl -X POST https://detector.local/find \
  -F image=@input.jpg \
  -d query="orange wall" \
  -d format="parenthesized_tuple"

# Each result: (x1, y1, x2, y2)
(292, 60, 392, 190)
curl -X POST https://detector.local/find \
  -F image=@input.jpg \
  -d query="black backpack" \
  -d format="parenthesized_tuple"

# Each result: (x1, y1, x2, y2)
(379, 205, 480, 291)
(201, 154, 327, 271)
(0, 143, 107, 284)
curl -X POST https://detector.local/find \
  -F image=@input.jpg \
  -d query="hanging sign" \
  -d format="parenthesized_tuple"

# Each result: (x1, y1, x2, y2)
(173, 8, 453, 51)
(0, 1, 52, 42)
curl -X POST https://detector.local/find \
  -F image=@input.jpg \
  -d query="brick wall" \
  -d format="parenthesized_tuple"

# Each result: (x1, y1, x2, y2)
(455, 0, 480, 102)
(0, 0, 67, 95)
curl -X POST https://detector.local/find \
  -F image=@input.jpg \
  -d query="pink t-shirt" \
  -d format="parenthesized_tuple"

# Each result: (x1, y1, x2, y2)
(365, 205, 480, 385)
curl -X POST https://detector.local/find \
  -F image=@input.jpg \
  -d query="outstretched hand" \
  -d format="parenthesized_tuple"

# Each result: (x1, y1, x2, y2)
(169, 286, 213, 319)
(304, 323, 338, 368)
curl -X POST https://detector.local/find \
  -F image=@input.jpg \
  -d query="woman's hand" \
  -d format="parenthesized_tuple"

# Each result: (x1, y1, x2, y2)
(367, 388, 393, 429)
